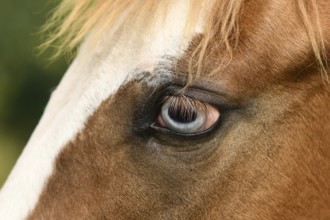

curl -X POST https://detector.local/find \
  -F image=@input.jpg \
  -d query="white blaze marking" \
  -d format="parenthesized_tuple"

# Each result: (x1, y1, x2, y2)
(0, 1, 203, 219)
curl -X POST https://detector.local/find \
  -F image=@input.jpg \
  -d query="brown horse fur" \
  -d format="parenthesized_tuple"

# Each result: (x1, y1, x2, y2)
(29, 0, 330, 219)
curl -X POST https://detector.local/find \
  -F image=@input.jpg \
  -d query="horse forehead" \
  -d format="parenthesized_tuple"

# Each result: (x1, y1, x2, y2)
(0, 2, 202, 220)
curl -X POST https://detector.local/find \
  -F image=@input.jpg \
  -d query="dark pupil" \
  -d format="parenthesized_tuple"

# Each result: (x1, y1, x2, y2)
(168, 105, 197, 123)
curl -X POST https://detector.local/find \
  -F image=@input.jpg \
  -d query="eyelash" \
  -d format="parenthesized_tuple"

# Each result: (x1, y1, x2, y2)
(153, 95, 221, 137)
(161, 95, 208, 121)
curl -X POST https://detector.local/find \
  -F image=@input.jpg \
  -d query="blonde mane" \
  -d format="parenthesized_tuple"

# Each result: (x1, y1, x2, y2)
(42, 0, 328, 80)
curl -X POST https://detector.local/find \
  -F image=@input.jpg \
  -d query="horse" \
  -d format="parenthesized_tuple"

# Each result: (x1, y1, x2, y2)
(0, 0, 329, 219)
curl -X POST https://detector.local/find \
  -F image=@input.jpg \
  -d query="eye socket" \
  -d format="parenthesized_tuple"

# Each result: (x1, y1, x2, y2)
(156, 96, 220, 135)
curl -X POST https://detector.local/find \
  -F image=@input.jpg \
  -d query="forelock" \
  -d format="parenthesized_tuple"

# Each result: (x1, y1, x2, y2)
(41, 0, 328, 80)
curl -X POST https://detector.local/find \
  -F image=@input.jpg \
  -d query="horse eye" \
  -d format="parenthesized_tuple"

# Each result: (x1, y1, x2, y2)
(156, 96, 220, 134)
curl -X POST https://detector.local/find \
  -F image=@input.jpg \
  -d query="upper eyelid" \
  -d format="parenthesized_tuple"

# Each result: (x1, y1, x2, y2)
(159, 85, 237, 110)
(160, 73, 232, 97)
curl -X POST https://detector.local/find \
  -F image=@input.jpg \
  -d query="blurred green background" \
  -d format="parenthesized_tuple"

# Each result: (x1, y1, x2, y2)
(0, 0, 67, 187)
